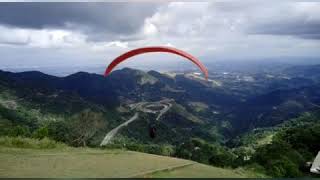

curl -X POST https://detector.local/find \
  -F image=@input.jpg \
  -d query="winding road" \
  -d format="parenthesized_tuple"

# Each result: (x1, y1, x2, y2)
(100, 99, 173, 146)
(100, 112, 139, 146)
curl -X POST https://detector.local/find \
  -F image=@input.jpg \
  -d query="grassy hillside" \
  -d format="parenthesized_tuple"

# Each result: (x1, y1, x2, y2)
(0, 70, 221, 147)
(0, 137, 253, 178)
(1, 69, 319, 178)
(144, 163, 257, 178)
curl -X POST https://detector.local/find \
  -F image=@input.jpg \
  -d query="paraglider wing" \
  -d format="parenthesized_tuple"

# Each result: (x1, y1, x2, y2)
(104, 46, 208, 80)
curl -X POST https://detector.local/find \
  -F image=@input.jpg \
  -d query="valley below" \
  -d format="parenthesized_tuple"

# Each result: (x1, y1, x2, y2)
(0, 63, 320, 178)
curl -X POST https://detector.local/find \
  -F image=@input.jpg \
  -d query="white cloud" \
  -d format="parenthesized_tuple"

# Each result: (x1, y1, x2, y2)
(143, 20, 158, 37)
(135, 2, 320, 60)
(90, 41, 128, 52)
(0, 25, 87, 48)
(1, 2, 320, 70)
(143, 2, 211, 37)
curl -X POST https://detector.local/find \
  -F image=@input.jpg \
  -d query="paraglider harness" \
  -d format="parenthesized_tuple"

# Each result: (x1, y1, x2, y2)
(149, 124, 157, 139)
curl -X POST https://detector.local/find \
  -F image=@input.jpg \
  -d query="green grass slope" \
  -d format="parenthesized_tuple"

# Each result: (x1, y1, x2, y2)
(0, 138, 252, 178)
(139, 163, 251, 178)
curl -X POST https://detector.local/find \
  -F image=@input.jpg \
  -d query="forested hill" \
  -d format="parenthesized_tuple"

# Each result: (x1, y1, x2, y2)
(1, 67, 320, 177)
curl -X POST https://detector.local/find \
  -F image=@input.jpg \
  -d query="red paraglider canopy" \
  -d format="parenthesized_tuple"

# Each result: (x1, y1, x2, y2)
(104, 46, 208, 80)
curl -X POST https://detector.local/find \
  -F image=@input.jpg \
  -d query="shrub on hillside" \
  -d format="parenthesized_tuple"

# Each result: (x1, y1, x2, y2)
(32, 126, 49, 139)
(124, 143, 175, 156)
(0, 136, 66, 149)
(252, 138, 305, 177)
(175, 138, 236, 167)
(8, 125, 31, 137)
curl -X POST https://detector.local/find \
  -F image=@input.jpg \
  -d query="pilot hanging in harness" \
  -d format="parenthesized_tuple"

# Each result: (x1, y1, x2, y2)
(149, 124, 157, 139)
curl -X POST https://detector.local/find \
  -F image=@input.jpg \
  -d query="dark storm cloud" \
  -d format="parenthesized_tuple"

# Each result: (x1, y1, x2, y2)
(210, 2, 320, 40)
(249, 20, 320, 40)
(0, 3, 160, 38)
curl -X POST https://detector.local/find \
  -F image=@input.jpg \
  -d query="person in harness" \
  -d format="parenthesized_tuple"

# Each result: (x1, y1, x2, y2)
(149, 124, 157, 139)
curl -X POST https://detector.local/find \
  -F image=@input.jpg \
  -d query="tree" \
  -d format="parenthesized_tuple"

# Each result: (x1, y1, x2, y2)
(68, 109, 107, 147)
(9, 125, 30, 137)
(175, 138, 235, 167)
(252, 140, 304, 177)
(268, 158, 301, 177)
(32, 126, 49, 139)
(47, 120, 70, 143)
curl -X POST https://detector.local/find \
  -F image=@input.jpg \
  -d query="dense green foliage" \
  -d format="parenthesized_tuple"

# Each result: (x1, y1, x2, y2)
(252, 140, 304, 177)
(249, 113, 320, 177)
(0, 136, 66, 149)
(125, 143, 175, 156)
(175, 138, 236, 167)
(32, 126, 49, 139)
(1, 68, 320, 178)
(0, 102, 110, 147)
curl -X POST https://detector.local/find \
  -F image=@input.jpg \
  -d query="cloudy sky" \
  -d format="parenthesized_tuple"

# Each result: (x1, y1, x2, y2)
(0, 2, 320, 71)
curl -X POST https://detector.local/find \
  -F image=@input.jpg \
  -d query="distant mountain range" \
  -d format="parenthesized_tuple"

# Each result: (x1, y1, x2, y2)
(0, 64, 320, 144)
